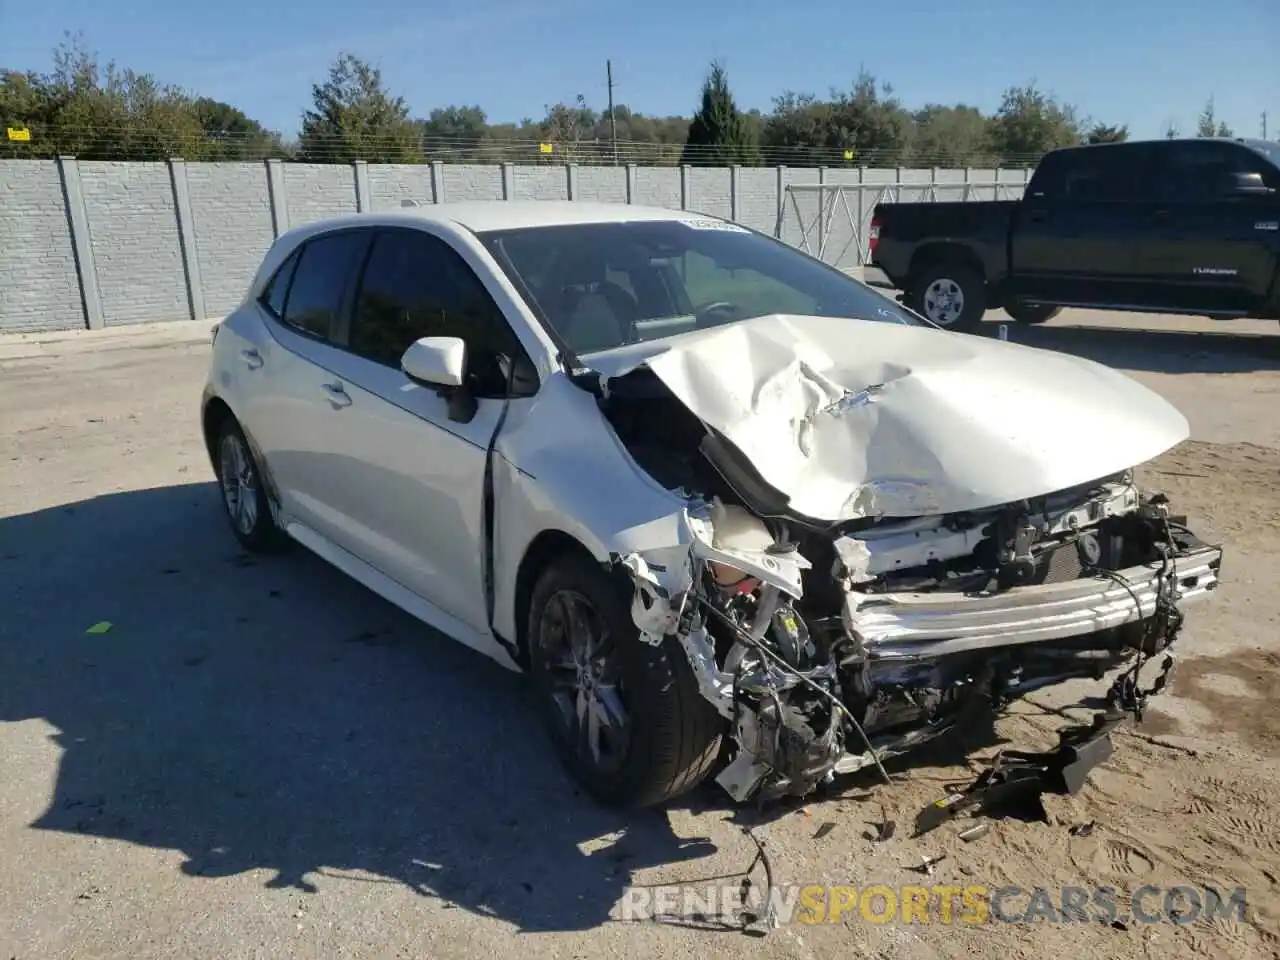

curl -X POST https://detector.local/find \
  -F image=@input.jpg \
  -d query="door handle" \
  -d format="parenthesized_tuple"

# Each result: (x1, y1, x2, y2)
(240, 348, 264, 370)
(321, 382, 352, 408)
(1027, 209, 1048, 223)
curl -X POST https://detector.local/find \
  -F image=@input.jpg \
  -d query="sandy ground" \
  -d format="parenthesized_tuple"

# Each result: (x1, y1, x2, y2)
(1, 309, 1279, 960)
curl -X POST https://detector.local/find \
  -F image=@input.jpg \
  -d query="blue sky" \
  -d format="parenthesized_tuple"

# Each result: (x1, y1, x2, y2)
(2, 0, 1276, 141)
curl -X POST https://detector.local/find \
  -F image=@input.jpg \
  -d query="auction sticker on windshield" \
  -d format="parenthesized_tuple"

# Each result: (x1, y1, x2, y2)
(683, 219, 750, 232)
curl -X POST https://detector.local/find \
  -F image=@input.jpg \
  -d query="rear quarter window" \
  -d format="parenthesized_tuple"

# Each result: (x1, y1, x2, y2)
(260, 250, 299, 317)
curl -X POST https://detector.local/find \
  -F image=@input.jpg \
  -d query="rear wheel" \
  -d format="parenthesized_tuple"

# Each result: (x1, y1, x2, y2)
(907, 263, 987, 333)
(214, 418, 283, 552)
(1005, 301, 1062, 325)
(526, 552, 724, 808)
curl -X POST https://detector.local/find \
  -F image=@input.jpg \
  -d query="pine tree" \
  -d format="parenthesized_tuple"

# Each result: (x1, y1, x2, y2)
(681, 62, 762, 167)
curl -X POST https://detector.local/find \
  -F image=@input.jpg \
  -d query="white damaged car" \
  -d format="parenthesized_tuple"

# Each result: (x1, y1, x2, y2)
(202, 202, 1223, 808)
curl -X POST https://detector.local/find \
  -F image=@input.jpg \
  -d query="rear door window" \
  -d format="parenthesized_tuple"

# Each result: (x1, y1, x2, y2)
(1149, 141, 1277, 204)
(1058, 145, 1153, 203)
(281, 230, 371, 340)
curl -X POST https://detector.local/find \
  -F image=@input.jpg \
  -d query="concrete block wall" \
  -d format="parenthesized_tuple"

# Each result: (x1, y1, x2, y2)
(0, 159, 1032, 335)
(0, 160, 84, 332)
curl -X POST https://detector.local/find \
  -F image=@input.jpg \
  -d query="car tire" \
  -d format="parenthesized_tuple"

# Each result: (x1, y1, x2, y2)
(214, 417, 283, 553)
(1005, 302, 1062, 325)
(907, 263, 987, 333)
(526, 551, 725, 808)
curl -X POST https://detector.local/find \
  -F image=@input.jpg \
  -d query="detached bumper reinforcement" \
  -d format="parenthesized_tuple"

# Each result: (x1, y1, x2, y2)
(844, 545, 1222, 658)
(913, 710, 1125, 836)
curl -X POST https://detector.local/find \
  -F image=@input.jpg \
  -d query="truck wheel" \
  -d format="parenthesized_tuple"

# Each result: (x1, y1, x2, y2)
(907, 263, 986, 333)
(526, 552, 725, 808)
(1005, 302, 1062, 325)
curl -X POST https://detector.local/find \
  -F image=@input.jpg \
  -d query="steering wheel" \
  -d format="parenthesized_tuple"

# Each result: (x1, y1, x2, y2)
(694, 301, 741, 328)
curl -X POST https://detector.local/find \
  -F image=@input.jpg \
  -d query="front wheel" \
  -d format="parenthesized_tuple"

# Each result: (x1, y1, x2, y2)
(526, 552, 725, 808)
(1005, 301, 1062, 325)
(906, 263, 987, 333)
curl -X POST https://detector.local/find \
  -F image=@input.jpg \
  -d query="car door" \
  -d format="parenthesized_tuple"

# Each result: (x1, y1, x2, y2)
(1009, 144, 1159, 307)
(308, 226, 538, 633)
(1143, 140, 1280, 314)
(242, 228, 373, 542)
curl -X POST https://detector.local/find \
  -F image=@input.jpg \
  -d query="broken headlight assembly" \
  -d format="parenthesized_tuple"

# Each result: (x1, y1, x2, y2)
(676, 509, 886, 803)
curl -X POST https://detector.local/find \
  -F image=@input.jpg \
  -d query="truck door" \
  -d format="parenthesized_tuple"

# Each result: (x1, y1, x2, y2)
(1143, 140, 1280, 316)
(1009, 143, 1159, 307)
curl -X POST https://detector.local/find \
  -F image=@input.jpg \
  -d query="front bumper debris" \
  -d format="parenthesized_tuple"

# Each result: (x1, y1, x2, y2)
(844, 545, 1222, 659)
(913, 709, 1126, 835)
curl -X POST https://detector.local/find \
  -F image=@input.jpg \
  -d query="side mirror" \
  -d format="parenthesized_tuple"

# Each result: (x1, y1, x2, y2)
(401, 336, 477, 423)
(402, 336, 466, 388)
(1223, 171, 1274, 198)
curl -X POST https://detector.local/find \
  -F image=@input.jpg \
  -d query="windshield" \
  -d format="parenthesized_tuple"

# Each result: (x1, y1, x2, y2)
(1247, 139, 1280, 169)
(476, 219, 922, 356)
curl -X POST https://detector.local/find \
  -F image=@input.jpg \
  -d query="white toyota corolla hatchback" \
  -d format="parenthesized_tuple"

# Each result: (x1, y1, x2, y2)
(202, 201, 1223, 809)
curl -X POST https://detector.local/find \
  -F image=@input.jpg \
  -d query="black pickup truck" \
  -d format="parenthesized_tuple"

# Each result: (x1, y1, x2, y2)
(869, 137, 1280, 332)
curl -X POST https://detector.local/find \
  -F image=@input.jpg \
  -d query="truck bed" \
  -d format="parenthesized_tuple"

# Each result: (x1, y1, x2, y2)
(871, 200, 1019, 291)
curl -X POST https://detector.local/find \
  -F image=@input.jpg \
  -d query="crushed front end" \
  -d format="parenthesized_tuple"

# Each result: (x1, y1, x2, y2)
(623, 473, 1223, 804)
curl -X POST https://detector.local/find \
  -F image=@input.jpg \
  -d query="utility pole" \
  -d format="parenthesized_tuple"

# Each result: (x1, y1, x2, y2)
(607, 59, 618, 165)
(1263, 111, 1268, 140)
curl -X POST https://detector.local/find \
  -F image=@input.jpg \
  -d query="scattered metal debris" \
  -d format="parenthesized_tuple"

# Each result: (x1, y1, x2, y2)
(738, 827, 779, 937)
(813, 821, 837, 840)
(867, 805, 897, 842)
(958, 822, 990, 843)
(914, 710, 1125, 836)
(1069, 821, 1097, 837)
(908, 853, 946, 876)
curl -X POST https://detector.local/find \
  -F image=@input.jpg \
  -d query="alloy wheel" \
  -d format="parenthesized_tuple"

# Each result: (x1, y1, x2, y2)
(537, 588, 632, 773)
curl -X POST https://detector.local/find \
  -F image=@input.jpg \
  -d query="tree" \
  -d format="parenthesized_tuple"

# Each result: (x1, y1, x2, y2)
(826, 72, 912, 165)
(1, 33, 206, 160)
(417, 105, 491, 161)
(681, 62, 761, 166)
(298, 53, 422, 163)
(761, 92, 837, 165)
(1085, 122, 1129, 144)
(2, 33, 283, 160)
(910, 104, 991, 165)
(1196, 97, 1233, 138)
(537, 94, 599, 162)
(191, 97, 287, 159)
(987, 83, 1082, 163)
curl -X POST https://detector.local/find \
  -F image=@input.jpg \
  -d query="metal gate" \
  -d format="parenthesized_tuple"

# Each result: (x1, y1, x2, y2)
(775, 178, 1030, 268)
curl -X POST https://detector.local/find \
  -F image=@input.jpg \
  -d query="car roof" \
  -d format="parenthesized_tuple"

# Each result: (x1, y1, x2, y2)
(252, 201, 729, 302)
(290, 201, 716, 239)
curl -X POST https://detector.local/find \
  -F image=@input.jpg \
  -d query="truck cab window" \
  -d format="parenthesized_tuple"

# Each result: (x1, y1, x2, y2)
(1061, 147, 1149, 202)
(1150, 142, 1276, 204)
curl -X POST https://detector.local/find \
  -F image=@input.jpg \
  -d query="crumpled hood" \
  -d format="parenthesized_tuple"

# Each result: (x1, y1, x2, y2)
(587, 314, 1189, 522)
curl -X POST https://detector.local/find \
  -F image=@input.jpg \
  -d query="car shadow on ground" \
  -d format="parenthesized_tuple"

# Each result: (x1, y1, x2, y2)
(0, 482, 732, 934)
(972, 319, 1280, 375)
(0, 482, 1014, 935)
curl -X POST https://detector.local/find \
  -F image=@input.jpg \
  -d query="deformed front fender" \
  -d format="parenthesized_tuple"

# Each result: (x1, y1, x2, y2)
(489, 373, 699, 645)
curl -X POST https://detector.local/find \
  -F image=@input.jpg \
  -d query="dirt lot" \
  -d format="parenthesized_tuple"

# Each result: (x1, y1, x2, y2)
(2, 310, 1278, 960)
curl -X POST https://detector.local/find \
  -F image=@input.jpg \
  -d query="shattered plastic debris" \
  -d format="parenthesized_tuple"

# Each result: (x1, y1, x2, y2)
(85, 621, 113, 635)
(617, 552, 687, 645)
